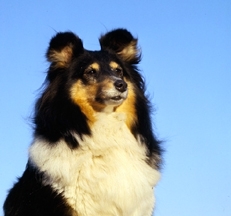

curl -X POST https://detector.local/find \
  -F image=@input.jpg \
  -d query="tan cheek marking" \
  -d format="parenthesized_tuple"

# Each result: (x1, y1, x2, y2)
(116, 80, 137, 130)
(101, 79, 114, 91)
(70, 80, 96, 123)
(88, 79, 112, 112)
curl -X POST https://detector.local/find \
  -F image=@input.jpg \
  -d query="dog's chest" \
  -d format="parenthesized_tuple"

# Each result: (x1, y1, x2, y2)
(30, 113, 160, 216)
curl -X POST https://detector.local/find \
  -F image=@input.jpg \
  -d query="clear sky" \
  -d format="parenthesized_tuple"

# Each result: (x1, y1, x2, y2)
(1, 1, 230, 215)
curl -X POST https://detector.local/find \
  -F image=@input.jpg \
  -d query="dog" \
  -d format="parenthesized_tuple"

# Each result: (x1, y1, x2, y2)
(3, 29, 162, 216)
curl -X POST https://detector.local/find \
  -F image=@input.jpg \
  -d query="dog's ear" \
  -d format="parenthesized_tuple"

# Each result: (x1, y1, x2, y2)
(99, 29, 141, 64)
(47, 32, 84, 68)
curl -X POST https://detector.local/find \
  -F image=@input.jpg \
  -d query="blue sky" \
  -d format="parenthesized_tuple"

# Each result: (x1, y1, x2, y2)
(1, 1, 230, 215)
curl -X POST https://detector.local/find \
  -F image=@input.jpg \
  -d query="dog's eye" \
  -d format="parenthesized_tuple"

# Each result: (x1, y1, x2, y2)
(85, 69, 97, 76)
(115, 68, 123, 78)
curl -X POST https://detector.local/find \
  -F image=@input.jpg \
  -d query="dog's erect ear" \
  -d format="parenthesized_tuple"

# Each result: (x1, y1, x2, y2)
(47, 32, 84, 68)
(99, 29, 141, 64)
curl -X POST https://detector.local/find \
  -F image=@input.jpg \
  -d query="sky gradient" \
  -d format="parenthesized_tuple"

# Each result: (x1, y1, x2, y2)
(1, 1, 231, 215)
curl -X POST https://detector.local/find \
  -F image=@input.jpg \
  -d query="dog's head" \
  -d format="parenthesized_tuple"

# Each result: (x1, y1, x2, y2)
(45, 29, 141, 118)
(34, 29, 161, 159)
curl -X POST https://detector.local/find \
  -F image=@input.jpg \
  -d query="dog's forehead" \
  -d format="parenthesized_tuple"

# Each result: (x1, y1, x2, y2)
(85, 50, 119, 64)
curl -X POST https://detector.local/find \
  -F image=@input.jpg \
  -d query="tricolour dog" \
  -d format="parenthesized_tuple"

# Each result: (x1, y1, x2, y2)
(4, 29, 162, 216)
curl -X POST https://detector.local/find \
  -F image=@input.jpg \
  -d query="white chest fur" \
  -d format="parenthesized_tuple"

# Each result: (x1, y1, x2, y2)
(29, 113, 160, 216)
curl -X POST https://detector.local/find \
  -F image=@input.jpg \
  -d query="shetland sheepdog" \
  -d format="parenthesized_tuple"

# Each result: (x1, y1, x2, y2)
(4, 29, 162, 216)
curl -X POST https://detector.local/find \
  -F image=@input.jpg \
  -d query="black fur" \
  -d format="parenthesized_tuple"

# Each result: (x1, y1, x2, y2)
(4, 163, 74, 216)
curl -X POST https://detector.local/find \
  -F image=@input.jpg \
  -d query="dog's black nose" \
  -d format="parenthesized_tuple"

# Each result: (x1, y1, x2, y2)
(114, 80, 127, 92)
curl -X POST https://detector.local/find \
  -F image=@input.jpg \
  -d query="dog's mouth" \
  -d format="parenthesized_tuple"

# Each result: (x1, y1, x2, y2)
(106, 93, 127, 105)
(109, 90, 128, 103)
(110, 95, 123, 101)
(95, 91, 128, 106)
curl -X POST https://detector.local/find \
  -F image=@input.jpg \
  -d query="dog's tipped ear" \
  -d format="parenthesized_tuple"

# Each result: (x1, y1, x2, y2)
(99, 29, 141, 64)
(47, 32, 84, 68)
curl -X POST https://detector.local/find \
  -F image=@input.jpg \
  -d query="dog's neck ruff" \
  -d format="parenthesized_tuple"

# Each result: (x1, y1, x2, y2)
(29, 112, 160, 216)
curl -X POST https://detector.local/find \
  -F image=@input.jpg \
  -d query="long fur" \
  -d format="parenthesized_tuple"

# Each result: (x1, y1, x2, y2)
(4, 29, 162, 216)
